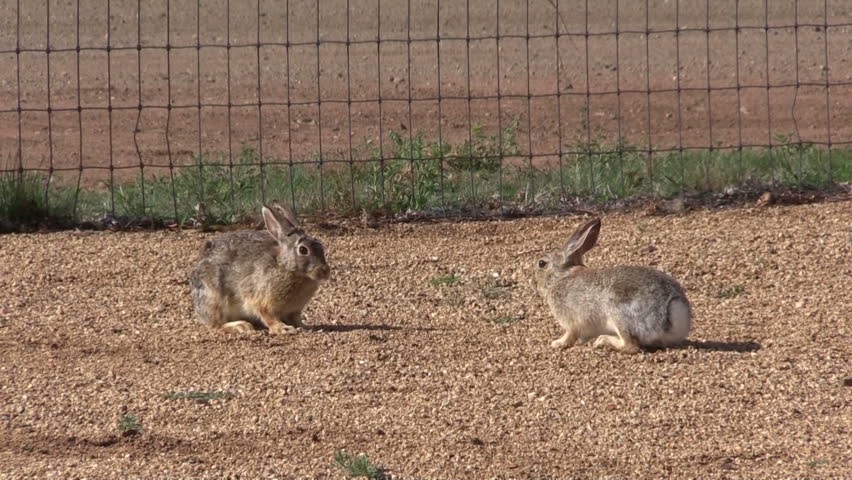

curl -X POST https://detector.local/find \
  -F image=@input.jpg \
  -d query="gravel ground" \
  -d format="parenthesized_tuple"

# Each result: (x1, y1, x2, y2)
(1, 201, 851, 479)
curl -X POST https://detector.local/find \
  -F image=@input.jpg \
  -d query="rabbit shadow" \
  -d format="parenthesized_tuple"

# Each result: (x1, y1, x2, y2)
(307, 323, 401, 333)
(679, 339, 762, 353)
(307, 323, 440, 333)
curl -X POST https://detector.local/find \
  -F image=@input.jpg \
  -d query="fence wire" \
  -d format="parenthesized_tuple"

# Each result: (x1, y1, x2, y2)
(1, 0, 850, 224)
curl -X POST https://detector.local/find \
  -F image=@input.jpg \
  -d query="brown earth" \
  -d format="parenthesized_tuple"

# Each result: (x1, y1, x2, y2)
(1, 201, 851, 479)
(2, 1, 852, 187)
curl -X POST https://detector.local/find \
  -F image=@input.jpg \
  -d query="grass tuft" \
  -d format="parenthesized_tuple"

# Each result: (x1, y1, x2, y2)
(333, 450, 387, 479)
(161, 390, 234, 402)
(430, 274, 460, 286)
(117, 414, 141, 436)
(0, 171, 80, 230)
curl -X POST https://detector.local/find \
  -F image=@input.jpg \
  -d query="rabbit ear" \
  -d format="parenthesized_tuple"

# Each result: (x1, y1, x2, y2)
(562, 217, 601, 266)
(262, 203, 300, 242)
(268, 201, 301, 229)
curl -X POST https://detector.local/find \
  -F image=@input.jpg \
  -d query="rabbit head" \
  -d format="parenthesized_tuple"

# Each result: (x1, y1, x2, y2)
(533, 217, 601, 297)
(262, 201, 330, 282)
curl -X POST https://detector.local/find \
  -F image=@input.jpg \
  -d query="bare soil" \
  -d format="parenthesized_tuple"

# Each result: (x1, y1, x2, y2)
(2, 1, 852, 186)
(1, 201, 850, 479)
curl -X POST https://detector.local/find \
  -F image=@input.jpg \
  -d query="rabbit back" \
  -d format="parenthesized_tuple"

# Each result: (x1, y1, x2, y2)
(547, 265, 691, 347)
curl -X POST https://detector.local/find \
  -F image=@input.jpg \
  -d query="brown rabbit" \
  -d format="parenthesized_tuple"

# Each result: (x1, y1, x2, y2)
(533, 217, 692, 353)
(189, 201, 330, 334)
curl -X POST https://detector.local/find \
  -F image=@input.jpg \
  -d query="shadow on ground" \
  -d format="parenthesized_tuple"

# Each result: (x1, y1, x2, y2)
(307, 323, 440, 333)
(308, 323, 402, 332)
(682, 339, 762, 353)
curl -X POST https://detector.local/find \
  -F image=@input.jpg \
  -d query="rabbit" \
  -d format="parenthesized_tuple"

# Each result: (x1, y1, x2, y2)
(189, 201, 330, 334)
(533, 217, 692, 353)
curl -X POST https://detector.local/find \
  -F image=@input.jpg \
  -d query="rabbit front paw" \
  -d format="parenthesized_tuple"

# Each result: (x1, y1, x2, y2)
(550, 331, 575, 349)
(593, 334, 640, 354)
(268, 321, 299, 335)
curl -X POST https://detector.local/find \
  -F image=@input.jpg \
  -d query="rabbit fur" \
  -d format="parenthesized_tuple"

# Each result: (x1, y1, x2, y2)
(533, 217, 692, 353)
(189, 201, 330, 334)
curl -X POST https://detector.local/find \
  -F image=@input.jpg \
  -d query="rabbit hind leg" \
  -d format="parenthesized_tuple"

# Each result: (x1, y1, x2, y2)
(222, 320, 255, 333)
(592, 332, 640, 354)
(191, 283, 255, 333)
(191, 283, 227, 328)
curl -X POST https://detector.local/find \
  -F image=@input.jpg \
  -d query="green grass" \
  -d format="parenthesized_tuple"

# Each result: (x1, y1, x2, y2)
(161, 390, 234, 402)
(0, 171, 82, 230)
(117, 414, 141, 436)
(333, 450, 387, 480)
(430, 274, 460, 286)
(547, 134, 851, 202)
(2, 124, 851, 229)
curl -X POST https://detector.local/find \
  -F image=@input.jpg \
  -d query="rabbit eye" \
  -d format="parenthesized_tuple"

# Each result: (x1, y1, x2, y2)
(297, 245, 310, 256)
(538, 259, 548, 269)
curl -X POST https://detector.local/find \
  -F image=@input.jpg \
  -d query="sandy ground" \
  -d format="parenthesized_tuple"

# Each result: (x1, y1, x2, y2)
(2, 1, 852, 186)
(1, 200, 851, 479)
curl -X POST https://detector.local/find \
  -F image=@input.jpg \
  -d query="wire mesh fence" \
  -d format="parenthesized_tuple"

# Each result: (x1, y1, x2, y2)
(1, 0, 851, 226)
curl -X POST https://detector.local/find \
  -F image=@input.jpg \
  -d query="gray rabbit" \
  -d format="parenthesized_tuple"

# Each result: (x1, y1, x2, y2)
(189, 202, 330, 334)
(533, 217, 692, 353)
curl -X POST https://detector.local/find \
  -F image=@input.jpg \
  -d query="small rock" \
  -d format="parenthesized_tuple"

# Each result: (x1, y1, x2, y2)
(842, 378, 852, 387)
(756, 191, 773, 207)
(794, 299, 805, 309)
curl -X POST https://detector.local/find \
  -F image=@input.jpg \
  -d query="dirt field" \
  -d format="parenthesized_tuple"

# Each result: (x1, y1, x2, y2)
(1, 200, 850, 479)
(2, 1, 852, 185)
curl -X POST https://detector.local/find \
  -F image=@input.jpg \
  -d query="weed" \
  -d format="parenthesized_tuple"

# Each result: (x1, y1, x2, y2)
(489, 315, 517, 325)
(117, 414, 141, 436)
(161, 390, 234, 402)
(333, 450, 387, 480)
(450, 117, 521, 174)
(379, 130, 450, 211)
(716, 284, 746, 299)
(430, 274, 460, 286)
(0, 171, 79, 229)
